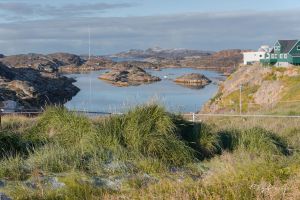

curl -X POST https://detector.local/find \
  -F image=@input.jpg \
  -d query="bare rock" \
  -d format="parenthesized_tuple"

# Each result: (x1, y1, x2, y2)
(0, 53, 59, 73)
(174, 73, 211, 89)
(47, 53, 83, 66)
(99, 64, 161, 86)
(253, 81, 284, 106)
(221, 65, 272, 96)
(0, 62, 79, 110)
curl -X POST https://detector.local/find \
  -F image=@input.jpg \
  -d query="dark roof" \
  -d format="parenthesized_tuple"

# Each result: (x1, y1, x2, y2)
(278, 40, 298, 53)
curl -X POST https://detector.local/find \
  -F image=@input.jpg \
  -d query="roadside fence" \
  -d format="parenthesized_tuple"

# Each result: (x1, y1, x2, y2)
(1, 107, 300, 130)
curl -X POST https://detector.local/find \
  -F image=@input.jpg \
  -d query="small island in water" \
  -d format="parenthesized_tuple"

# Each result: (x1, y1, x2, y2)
(98, 64, 161, 87)
(174, 73, 212, 89)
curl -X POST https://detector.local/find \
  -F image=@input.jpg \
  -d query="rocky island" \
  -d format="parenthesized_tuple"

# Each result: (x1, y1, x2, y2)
(99, 64, 161, 86)
(174, 73, 212, 89)
(0, 62, 79, 110)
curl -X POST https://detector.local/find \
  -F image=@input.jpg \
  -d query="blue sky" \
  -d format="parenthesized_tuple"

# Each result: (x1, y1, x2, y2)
(1, 0, 300, 55)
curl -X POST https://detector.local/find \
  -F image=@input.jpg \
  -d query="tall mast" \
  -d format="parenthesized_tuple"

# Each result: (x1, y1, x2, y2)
(88, 27, 92, 111)
(88, 27, 91, 60)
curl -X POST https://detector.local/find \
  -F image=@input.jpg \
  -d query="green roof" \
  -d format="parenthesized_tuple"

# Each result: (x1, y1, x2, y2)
(278, 40, 298, 53)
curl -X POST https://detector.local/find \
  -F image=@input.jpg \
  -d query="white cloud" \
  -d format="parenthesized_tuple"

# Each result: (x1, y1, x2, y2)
(0, 10, 299, 55)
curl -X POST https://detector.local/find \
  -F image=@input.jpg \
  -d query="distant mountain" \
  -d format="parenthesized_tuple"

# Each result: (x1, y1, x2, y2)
(110, 47, 214, 59)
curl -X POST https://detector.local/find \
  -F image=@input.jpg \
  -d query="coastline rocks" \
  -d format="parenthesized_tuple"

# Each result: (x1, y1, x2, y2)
(174, 73, 211, 89)
(0, 53, 59, 73)
(0, 62, 79, 110)
(0, 53, 84, 73)
(47, 53, 83, 66)
(99, 65, 161, 86)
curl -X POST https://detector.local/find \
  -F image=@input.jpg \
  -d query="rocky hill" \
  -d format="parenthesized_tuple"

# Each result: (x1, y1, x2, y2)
(174, 73, 211, 89)
(0, 53, 84, 73)
(111, 47, 213, 60)
(180, 49, 245, 72)
(112, 48, 245, 73)
(99, 64, 161, 86)
(0, 62, 79, 110)
(203, 65, 300, 114)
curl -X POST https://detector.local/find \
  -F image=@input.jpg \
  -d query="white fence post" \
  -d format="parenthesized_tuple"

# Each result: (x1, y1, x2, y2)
(192, 112, 195, 122)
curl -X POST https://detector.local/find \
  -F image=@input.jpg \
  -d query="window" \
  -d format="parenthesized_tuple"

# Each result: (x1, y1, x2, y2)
(271, 54, 274, 59)
(284, 54, 288, 59)
(297, 46, 300, 51)
(280, 54, 283, 59)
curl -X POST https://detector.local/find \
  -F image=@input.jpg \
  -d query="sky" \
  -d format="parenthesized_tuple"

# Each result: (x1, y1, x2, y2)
(1, 0, 300, 55)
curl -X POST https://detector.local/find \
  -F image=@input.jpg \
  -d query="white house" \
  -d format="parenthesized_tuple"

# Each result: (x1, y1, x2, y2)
(243, 45, 272, 65)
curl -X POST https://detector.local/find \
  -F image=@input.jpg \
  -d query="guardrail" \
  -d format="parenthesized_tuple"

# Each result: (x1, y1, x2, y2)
(182, 113, 300, 122)
(1, 109, 300, 129)
(0, 109, 118, 129)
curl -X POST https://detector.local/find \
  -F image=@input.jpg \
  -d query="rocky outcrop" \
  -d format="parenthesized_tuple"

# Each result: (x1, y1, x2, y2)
(203, 65, 300, 113)
(59, 57, 114, 73)
(253, 81, 284, 106)
(47, 53, 83, 66)
(112, 47, 212, 60)
(180, 49, 246, 73)
(221, 65, 272, 96)
(174, 73, 211, 89)
(0, 54, 4, 59)
(0, 53, 84, 73)
(0, 53, 59, 73)
(0, 62, 79, 110)
(99, 64, 161, 86)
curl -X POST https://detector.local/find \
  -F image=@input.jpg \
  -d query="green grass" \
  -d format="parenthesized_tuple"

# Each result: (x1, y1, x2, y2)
(0, 104, 299, 199)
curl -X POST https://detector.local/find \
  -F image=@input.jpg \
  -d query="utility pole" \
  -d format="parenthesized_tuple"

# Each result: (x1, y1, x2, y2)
(0, 109, 3, 130)
(239, 85, 242, 115)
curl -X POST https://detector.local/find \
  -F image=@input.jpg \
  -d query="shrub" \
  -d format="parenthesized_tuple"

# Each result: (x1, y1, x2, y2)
(219, 127, 290, 156)
(122, 104, 194, 166)
(32, 106, 94, 151)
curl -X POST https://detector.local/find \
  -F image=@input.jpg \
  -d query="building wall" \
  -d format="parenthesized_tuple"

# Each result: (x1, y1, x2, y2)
(243, 52, 265, 65)
(289, 41, 300, 64)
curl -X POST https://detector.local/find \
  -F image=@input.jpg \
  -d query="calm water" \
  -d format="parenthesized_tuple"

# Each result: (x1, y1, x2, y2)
(65, 68, 223, 113)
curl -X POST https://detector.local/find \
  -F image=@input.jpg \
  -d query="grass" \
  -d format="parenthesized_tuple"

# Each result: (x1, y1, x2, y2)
(0, 104, 299, 199)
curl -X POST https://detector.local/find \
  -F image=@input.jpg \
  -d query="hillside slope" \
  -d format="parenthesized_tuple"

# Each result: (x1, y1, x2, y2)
(203, 65, 300, 115)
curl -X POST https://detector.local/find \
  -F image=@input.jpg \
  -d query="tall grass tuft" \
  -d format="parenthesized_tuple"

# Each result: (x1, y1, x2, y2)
(219, 127, 290, 156)
(122, 104, 194, 166)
